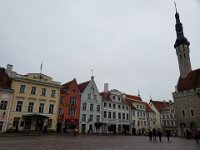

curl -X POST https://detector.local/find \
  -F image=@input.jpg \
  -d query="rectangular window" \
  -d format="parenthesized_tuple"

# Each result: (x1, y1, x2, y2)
(122, 113, 125, 119)
(108, 112, 111, 118)
(70, 97, 77, 105)
(16, 101, 23, 112)
(96, 115, 100, 122)
(39, 103, 44, 113)
(28, 102, 34, 112)
(191, 110, 194, 116)
(126, 106, 128, 110)
(109, 103, 111, 108)
(118, 105, 121, 109)
(90, 104, 93, 111)
(19, 85, 25, 93)
(113, 112, 116, 119)
(82, 114, 86, 122)
(31, 87, 36, 95)
(49, 104, 54, 114)
(144, 121, 146, 126)
(113, 104, 116, 109)
(118, 97, 120, 101)
(104, 111, 107, 118)
(97, 105, 100, 112)
(163, 114, 165, 119)
(113, 96, 115, 100)
(51, 90, 56, 97)
(126, 114, 129, 120)
(89, 114, 93, 122)
(118, 113, 121, 119)
(104, 102, 107, 107)
(69, 109, 76, 116)
(182, 110, 185, 117)
(83, 103, 87, 110)
(0, 101, 8, 110)
(122, 106, 125, 109)
(94, 95, 97, 100)
(41, 88, 46, 96)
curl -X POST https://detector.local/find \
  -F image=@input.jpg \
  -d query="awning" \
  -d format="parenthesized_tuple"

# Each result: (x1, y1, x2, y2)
(23, 113, 49, 119)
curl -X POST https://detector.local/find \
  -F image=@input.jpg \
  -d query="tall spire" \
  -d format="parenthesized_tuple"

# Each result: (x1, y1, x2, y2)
(173, 3, 192, 78)
(174, 3, 190, 48)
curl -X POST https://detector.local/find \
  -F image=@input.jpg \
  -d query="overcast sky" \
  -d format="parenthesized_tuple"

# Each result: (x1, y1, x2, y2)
(0, 0, 200, 102)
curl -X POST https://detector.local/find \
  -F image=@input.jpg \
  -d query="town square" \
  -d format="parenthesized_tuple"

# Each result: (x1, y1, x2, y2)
(0, 0, 200, 150)
(0, 134, 199, 150)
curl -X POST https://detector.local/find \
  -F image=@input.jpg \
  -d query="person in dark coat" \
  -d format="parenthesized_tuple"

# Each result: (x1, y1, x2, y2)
(158, 130, 162, 142)
(152, 128, 157, 141)
(195, 132, 199, 144)
(166, 130, 170, 142)
(149, 130, 153, 141)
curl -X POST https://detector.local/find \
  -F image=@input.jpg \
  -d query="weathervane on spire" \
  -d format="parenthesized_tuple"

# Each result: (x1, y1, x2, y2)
(174, 1, 178, 13)
(91, 69, 94, 80)
(40, 63, 43, 74)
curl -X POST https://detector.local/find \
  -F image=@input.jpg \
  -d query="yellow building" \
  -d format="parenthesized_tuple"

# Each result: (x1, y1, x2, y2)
(8, 73, 61, 132)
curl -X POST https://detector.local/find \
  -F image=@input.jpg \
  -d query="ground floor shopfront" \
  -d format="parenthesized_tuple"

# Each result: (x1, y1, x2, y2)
(7, 113, 57, 132)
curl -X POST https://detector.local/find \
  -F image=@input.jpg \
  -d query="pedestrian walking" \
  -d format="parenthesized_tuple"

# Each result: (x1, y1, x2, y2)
(158, 129, 162, 142)
(149, 130, 153, 141)
(152, 128, 157, 141)
(195, 132, 199, 144)
(166, 130, 170, 142)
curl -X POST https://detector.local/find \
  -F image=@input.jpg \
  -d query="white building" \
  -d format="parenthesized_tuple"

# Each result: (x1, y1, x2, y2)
(79, 76, 103, 134)
(101, 84, 131, 134)
(123, 94, 150, 135)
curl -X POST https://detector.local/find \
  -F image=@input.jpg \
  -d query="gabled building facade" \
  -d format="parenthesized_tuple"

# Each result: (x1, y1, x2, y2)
(8, 70, 61, 132)
(149, 100, 176, 134)
(79, 76, 103, 134)
(57, 79, 81, 132)
(101, 84, 131, 134)
(123, 94, 150, 135)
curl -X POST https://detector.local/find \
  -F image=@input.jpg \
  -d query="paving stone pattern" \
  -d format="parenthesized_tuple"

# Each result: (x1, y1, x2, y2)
(0, 134, 199, 150)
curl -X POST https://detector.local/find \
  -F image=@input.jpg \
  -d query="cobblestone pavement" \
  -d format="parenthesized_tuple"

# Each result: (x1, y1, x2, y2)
(0, 134, 199, 150)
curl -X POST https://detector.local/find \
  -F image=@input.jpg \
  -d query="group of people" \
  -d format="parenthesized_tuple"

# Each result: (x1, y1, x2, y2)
(148, 128, 171, 142)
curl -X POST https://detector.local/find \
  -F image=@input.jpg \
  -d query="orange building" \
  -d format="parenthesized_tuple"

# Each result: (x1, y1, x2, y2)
(57, 79, 81, 132)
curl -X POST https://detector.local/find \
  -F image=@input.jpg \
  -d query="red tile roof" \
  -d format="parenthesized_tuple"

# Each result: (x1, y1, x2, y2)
(124, 94, 142, 101)
(150, 100, 172, 112)
(78, 81, 90, 93)
(123, 98, 136, 110)
(100, 91, 112, 101)
(145, 103, 154, 112)
(177, 69, 200, 92)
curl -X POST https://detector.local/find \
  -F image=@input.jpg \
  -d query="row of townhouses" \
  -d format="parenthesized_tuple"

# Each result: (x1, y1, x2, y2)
(0, 64, 177, 135)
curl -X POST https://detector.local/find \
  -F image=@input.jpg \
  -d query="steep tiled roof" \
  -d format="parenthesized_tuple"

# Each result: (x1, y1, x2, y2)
(124, 94, 142, 101)
(62, 79, 74, 89)
(123, 98, 136, 110)
(100, 91, 112, 101)
(145, 103, 154, 112)
(177, 69, 200, 92)
(150, 100, 172, 112)
(78, 81, 90, 93)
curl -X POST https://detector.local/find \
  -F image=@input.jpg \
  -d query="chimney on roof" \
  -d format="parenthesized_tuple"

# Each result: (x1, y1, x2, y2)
(104, 83, 108, 92)
(6, 64, 13, 77)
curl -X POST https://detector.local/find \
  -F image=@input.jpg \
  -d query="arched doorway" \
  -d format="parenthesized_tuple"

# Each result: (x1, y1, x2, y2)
(180, 122, 186, 137)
